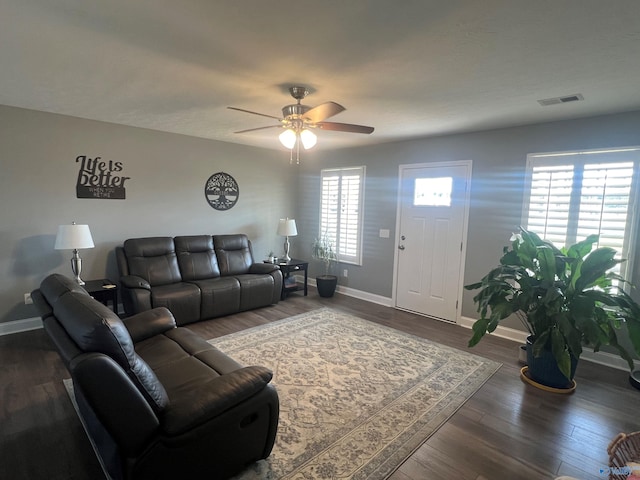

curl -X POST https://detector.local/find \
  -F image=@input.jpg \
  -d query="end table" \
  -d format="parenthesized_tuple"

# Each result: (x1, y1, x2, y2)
(277, 259, 309, 300)
(83, 279, 119, 313)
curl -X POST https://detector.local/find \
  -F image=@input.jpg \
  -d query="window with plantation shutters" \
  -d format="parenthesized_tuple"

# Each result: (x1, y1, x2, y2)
(320, 166, 365, 265)
(523, 148, 640, 282)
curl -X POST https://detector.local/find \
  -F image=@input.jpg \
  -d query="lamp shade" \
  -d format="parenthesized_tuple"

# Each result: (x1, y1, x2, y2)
(279, 129, 297, 149)
(277, 218, 298, 237)
(54, 223, 95, 250)
(300, 129, 317, 149)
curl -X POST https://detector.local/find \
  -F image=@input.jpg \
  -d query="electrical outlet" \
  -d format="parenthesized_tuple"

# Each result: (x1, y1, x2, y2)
(24, 293, 33, 305)
(343, 269, 348, 278)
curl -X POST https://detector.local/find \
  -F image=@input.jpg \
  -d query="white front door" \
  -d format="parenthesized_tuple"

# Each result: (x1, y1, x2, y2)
(394, 162, 471, 322)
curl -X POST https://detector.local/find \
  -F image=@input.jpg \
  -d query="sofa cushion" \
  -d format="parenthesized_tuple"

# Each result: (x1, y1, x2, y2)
(54, 292, 169, 411)
(151, 283, 201, 325)
(175, 235, 221, 280)
(237, 274, 275, 311)
(190, 277, 241, 319)
(137, 328, 243, 375)
(214, 234, 253, 275)
(124, 237, 182, 287)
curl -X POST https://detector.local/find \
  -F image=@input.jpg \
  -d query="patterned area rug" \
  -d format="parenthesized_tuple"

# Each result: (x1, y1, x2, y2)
(208, 308, 501, 480)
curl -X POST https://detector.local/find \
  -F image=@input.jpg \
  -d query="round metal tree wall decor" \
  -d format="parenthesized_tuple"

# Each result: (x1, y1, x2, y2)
(204, 172, 239, 211)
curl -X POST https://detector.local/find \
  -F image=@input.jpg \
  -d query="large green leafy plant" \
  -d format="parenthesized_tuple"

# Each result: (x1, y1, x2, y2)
(465, 228, 640, 380)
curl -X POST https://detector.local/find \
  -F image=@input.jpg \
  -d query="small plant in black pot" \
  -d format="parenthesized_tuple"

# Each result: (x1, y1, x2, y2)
(465, 228, 640, 391)
(312, 234, 338, 298)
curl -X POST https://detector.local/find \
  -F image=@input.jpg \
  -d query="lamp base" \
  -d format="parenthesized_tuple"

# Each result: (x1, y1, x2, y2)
(70, 250, 86, 285)
(282, 237, 291, 262)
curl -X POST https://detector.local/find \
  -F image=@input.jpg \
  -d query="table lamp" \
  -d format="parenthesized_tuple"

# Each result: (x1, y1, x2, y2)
(277, 218, 297, 262)
(55, 222, 95, 285)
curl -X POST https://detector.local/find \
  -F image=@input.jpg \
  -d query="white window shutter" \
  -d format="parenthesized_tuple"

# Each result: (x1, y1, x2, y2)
(320, 167, 365, 265)
(524, 149, 639, 282)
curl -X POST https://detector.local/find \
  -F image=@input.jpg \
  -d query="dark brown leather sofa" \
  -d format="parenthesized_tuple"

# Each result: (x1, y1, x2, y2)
(32, 273, 279, 480)
(116, 234, 282, 325)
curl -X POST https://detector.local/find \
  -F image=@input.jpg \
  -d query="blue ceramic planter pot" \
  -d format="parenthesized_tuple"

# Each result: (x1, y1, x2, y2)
(526, 336, 578, 389)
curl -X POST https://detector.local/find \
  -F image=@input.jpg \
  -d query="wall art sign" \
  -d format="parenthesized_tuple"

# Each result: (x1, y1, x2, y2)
(204, 172, 239, 211)
(76, 155, 130, 199)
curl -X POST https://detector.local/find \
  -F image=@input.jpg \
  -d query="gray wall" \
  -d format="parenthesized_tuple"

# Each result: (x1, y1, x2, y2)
(0, 105, 296, 323)
(3, 104, 640, 330)
(300, 110, 640, 323)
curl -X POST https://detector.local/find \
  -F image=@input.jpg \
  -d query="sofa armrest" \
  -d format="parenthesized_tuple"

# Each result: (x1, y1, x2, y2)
(71, 352, 160, 456)
(162, 366, 273, 436)
(120, 275, 153, 316)
(123, 307, 177, 343)
(249, 262, 279, 274)
(120, 275, 151, 290)
(248, 263, 283, 304)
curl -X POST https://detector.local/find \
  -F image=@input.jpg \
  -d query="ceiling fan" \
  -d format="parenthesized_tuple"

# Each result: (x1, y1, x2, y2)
(228, 86, 374, 164)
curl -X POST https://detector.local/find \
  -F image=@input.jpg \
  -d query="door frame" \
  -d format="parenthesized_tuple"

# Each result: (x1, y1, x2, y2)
(392, 160, 472, 324)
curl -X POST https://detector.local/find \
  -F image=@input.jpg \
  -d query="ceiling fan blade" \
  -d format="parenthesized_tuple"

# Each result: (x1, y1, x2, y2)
(316, 122, 374, 134)
(227, 106, 282, 121)
(234, 125, 283, 134)
(302, 102, 346, 123)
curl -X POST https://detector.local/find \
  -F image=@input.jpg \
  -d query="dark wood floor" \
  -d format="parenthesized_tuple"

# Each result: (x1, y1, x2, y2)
(1, 289, 638, 480)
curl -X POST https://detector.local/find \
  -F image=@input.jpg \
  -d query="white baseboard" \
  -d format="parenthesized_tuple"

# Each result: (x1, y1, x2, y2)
(458, 315, 529, 344)
(335, 285, 393, 307)
(0, 317, 43, 336)
(2, 279, 387, 338)
(577, 349, 636, 371)
(458, 315, 636, 372)
(306, 278, 393, 307)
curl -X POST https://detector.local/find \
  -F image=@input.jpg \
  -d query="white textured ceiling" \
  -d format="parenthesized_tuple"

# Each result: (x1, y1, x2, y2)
(1, 0, 640, 151)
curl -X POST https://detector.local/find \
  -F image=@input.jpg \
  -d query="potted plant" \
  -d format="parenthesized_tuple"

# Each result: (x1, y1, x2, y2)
(312, 234, 338, 297)
(465, 228, 640, 390)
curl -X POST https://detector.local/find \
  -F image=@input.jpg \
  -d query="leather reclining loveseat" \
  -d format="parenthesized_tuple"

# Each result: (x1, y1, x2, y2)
(116, 234, 282, 325)
(32, 273, 279, 480)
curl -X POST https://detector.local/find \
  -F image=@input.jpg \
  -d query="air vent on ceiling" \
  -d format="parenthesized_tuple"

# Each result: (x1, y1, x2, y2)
(538, 93, 584, 106)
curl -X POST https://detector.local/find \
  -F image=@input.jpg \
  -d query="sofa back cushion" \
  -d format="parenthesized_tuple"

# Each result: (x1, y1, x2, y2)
(123, 237, 182, 287)
(54, 291, 169, 411)
(175, 235, 221, 280)
(40, 273, 89, 305)
(213, 234, 254, 275)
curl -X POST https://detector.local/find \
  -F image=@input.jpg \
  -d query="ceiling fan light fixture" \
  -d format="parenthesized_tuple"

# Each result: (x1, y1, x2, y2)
(300, 129, 317, 149)
(279, 128, 297, 149)
(229, 85, 373, 164)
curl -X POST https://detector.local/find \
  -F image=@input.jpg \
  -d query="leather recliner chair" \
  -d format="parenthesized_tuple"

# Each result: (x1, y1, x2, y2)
(32, 273, 279, 480)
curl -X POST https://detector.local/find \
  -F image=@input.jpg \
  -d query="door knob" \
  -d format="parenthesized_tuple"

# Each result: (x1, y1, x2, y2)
(398, 245, 405, 250)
